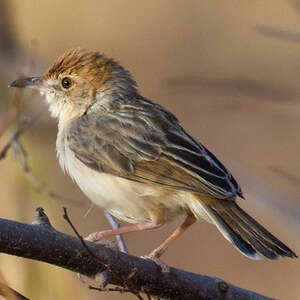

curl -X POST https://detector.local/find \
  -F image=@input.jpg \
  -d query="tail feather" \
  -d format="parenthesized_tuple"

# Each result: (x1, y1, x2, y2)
(198, 200, 297, 259)
(208, 207, 259, 259)
(226, 205, 290, 258)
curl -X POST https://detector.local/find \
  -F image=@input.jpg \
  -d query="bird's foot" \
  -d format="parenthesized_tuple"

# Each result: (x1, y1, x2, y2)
(85, 231, 106, 242)
(141, 253, 170, 273)
(84, 234, 118, 251)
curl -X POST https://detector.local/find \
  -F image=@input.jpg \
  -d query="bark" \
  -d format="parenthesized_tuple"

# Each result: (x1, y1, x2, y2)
(0, 207, 274, 300)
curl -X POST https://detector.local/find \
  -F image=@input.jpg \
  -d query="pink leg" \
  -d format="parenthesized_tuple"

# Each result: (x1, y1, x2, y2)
(85, 222, 163, 242)
(148, 214, 197, 258)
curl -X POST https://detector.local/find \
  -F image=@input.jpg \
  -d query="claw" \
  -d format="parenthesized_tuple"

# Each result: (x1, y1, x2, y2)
(141, 254, 170, 273)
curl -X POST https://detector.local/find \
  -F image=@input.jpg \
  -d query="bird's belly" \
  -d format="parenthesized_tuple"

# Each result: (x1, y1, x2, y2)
(60, 144, 186, 224)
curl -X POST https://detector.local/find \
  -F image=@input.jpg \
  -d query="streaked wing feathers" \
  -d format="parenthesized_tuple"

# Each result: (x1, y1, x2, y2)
(68, 99, 242, 199)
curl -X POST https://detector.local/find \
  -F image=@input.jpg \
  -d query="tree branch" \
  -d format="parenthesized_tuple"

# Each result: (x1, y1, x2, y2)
(0, 207, 273, 300)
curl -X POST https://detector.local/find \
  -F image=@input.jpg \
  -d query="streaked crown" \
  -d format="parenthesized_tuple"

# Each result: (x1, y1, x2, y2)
(43, 48, 137, 93)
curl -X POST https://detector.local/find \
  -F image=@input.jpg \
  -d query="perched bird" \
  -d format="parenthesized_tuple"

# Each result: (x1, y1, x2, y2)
(10, 48, 296, 260)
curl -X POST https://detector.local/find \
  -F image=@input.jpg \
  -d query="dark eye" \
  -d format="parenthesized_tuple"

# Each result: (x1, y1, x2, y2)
(61, 77, 73, 89)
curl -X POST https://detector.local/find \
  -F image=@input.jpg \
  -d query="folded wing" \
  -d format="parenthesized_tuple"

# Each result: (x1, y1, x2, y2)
(67, 98, 242, 200)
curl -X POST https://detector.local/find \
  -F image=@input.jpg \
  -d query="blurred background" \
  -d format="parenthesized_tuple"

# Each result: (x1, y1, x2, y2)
(0, 1, 299, 299)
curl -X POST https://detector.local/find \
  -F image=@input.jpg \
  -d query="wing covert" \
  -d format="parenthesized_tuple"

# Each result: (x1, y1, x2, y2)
(67, 99, 242, 199)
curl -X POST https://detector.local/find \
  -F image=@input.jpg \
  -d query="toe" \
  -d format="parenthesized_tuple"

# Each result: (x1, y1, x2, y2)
(141, 255, 170, 273)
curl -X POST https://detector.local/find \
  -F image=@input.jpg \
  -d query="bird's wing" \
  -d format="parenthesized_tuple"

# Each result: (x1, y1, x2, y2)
(67, 100, 242, 200)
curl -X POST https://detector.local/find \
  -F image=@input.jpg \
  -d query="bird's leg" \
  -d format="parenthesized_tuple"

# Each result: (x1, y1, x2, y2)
(140, 214, 197, 273)
(85, 222, 163, 242)
(104, 211, 128, 253)
(147, 214, 197, 259)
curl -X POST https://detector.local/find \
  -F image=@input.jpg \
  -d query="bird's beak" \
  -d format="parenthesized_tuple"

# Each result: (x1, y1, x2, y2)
(9, 77, 43, 89)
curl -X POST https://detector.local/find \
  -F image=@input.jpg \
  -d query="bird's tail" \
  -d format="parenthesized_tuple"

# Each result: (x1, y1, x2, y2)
(190, 197, 297, 259)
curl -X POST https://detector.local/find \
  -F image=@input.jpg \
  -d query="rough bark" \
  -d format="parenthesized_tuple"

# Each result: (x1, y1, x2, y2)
(0, 208, 274, 300)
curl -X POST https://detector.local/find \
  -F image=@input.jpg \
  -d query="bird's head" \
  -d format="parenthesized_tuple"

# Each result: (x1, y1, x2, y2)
(10, 48, 137, 123)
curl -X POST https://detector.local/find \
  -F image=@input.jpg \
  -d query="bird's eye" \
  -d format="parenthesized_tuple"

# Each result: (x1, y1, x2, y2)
(61, 77, 73, 89)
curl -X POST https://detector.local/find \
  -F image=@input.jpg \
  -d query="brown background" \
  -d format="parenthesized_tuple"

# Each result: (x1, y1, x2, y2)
(0, 1, 299, 299)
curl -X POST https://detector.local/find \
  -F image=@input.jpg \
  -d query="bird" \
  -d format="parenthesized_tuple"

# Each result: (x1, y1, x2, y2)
(10, 48, 297, 261)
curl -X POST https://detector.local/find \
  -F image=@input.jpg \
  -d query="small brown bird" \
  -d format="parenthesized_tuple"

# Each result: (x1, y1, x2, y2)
(10, 48, 296, 260)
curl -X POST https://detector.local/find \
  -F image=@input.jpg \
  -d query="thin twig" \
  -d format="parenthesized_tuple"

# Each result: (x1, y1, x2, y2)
(0, 124, 28, 160)
(24, 170, 83, 207)
(63, 207, 113, 289)
(104, 210, 128, 254)
(0, 114, 84, 207)
(13, 137, 30, 171)
(0, 43, 37, 139)
(63, 207, 145, 300)
(63, 207, 101, 260)
(0, 88, 23, 138)
(268, 165, 300, 186)
(2, 112, 40, 159)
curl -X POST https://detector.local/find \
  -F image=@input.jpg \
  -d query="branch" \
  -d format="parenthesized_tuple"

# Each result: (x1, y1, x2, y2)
(0, 208, 273, 300)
